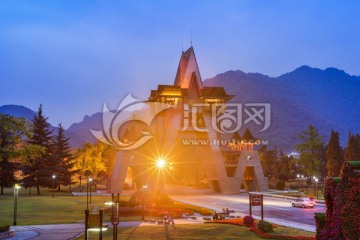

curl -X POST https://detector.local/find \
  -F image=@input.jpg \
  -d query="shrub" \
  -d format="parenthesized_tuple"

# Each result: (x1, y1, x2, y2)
(318, 161, 360, 240)
(256, 220, 273, 233)
(314, 212, 326, 234)
(279, 171, 289, 181)
(243, 215, 254, 227)
(0, 225, 10, 233)
(276, 180, 286, 190)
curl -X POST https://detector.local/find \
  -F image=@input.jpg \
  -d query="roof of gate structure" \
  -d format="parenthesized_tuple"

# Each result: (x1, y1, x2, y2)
(241, 128, 257, 141)
(148, 46, 233, 102)
(174, 46, 203, 89)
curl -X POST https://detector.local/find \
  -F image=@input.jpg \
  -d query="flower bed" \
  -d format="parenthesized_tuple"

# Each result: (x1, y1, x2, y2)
(205, 218, 315, 240)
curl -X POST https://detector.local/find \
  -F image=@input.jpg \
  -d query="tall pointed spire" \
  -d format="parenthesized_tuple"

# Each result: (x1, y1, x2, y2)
(174, 46, 203, 89)
(190, 28, 192, 46)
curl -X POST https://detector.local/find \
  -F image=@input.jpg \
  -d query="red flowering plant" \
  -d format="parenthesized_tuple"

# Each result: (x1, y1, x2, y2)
(207, 218, 246, 226)
(243, 215, 255, 227)
(207, 217, 315, 240)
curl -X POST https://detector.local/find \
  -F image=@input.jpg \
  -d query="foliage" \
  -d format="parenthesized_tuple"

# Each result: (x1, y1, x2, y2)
(314, 212, 326, 239)
(259, 146, 296, 181)
(243, 215, 255, 227)
(207, 218, 314, 239)
(276, 180, 286, 190)
(0, 114, 35, 194)
(259, 146, 277, 178)
(317, 145, 327, 181)
(257, 220, 273, 233)
(74, 142, 117, 178)
(52, 124, 78, 189)
(295, 125, 325, 176)
(0, 225, 10, 233)
(326, 130, 343, 177)
(344, 132, 360, 161)
(21, 105, 54, 195)
(317, 161, 360, 240)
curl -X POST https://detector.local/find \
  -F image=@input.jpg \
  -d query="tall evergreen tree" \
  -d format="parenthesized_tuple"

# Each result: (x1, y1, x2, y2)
(344, 132, 360, 161)
(295, 125, 325, 176)
(258, 146, 277, 178)
(22, 105, 53, 195)
(318, 144, 327, 180)
(326, 130, 343, 177)
(0, 114, 30, 194)
(52, 123, 77, 190)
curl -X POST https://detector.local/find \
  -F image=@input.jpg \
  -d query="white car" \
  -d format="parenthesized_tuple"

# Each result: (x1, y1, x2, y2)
(291, 197, 314, 208)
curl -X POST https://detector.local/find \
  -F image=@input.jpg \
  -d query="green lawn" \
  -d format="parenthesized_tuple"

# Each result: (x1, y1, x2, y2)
(81, 224, 263, 240)
(0, 189, 129, 226)
(81, 224, 315, 240)
(0, 188, 315, 239)
(269, 225, 315, 238)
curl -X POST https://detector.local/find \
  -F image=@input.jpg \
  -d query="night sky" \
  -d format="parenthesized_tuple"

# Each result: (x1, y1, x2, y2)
(1, 0, 359, 128)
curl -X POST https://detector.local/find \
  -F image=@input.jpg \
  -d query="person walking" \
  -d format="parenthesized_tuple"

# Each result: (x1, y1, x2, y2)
(168, 215, 175, 225)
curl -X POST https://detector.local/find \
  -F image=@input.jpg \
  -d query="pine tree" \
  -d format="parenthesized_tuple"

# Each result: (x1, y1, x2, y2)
(22, 105, 53, 195)
(318, 144, 327, 180)
(345, 133, 360, 161)
(52, 123, 77, 190)
(326, 130, 343, 177)
(295, 125, 325, 176)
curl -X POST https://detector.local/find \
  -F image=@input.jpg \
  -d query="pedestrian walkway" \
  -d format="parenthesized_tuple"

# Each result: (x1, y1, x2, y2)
(7, 216, 206, 240)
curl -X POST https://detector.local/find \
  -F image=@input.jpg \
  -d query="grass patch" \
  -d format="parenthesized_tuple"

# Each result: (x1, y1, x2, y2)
(0, 193, 129, 226)
(79, 223, 263, 240)
(171, 201, 215, 216)
(268, 225, 315, 238)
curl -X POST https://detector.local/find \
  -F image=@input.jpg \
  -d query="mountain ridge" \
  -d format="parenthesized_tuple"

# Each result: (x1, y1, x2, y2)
(1, 65, 359, 150)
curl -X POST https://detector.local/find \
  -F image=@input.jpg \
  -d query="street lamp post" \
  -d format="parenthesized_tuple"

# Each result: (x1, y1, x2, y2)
(89, 177, 93, 204)
(79, 176, 82, 192)
(312, 176, 316, 197)
(296, 174, 300, 192)
(141, 185, 147, 220)
(86, 184, 88, 209)
(52, 175, 56, 198)
(13, 184, 20, 226)
(315, 178, 319, 199)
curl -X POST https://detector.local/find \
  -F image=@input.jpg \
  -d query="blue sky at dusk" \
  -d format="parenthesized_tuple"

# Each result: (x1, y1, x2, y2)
(1, 0, 359, 128)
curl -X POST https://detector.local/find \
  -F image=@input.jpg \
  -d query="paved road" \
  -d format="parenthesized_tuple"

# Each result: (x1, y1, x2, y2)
(171, 193, 325, 232)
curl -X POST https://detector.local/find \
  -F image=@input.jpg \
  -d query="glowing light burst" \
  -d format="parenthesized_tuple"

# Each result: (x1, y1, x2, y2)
(156, 158, 166, 168)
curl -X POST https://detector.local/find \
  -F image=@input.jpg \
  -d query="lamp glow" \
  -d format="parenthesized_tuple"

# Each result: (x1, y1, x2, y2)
(156, 159, 166, 168)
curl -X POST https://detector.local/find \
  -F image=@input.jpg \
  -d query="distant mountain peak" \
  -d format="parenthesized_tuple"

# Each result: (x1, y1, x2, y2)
(0, 104, 36, 120)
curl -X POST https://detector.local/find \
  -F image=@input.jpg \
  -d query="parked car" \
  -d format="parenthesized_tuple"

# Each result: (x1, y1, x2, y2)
(291, 197, 315, 208)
